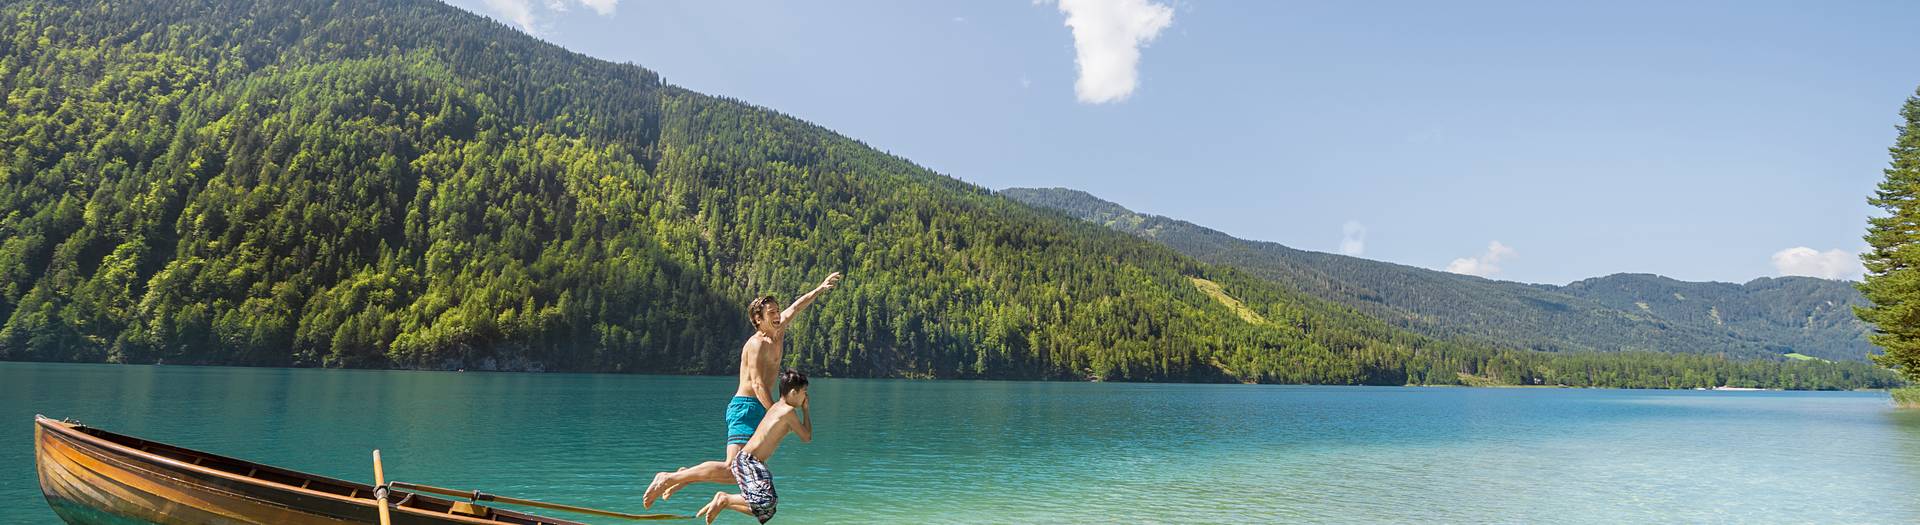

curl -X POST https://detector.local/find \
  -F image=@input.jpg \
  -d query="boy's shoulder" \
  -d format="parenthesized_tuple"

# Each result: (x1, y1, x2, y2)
(742, 333, 781, 351)
(768, 401, 799, 420)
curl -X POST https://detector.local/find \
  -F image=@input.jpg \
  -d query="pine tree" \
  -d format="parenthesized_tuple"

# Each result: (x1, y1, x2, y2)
(1858, 87, 1920, 383)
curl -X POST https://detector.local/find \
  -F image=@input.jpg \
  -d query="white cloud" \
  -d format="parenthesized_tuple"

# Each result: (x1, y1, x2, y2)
(1339, 221, 1367, 256)
(468, 0, 618, 33)
(1446, 241, 1515, 278)
(481, 0, 538, 32)
(577, 0, 617, 15)
(1771, 247, 1864, 281)
(1049, 0, 1175, 104)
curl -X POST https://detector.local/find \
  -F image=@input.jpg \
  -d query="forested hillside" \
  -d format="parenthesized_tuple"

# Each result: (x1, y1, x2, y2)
(0, 0, 1896, 389)
(1561, 274, 1871, 360)
(1003, 188, 1876, 362)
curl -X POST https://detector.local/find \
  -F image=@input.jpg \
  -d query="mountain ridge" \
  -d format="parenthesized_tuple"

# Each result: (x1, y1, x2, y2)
(0, 0, 1467, 385)
(1002, 187, 1875, 362)
(0, 0, 1894, 389)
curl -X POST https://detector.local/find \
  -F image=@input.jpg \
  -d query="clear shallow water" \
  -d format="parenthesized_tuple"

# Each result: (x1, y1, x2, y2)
(3, 362, 1918, 524)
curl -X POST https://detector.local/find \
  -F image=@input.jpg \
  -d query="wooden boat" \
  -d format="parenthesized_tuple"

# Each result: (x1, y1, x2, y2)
(34, 415, 594, 524)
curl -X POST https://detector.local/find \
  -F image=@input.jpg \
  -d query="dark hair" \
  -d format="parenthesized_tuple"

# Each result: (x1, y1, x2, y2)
(748, 295, 779, 323)
(779, 368, 809, 397)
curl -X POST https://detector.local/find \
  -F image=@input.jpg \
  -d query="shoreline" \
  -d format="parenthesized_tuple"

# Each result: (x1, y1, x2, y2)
(0, 360, 1901, 393)
(1893, 387, 1920, 408)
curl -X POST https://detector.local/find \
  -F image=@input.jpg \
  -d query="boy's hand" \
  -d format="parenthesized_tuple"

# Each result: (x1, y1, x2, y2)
(795, 397, 814, 442)
(782, 272, 842, 323)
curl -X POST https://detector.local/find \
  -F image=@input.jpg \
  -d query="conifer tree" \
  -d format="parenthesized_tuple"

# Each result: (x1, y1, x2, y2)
(1859, 87, 1920, 382)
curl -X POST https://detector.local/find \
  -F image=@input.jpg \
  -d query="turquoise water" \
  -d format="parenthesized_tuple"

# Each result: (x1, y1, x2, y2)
(3, 362, 1918, 524)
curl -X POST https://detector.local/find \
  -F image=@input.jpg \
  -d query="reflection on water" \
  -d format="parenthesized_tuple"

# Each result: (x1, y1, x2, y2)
(3, 363, 1916, 524)
(1891, 409, 1920, 503)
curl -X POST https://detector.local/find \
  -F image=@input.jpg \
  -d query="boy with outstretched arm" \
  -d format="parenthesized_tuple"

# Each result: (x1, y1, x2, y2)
(643, 272, 840, 507)
(697, 369, 812, 524)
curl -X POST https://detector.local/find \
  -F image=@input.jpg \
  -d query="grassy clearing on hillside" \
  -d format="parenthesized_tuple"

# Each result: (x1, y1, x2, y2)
(1189, 277, 1267, 325)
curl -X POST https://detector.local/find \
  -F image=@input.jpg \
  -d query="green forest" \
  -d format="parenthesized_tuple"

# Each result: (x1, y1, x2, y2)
(0, 0, 1901, 390)
(1004, 187, 1877, 362)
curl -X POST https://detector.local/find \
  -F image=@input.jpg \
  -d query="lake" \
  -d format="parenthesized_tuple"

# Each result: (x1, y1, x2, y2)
(3, 362, 1918, 523)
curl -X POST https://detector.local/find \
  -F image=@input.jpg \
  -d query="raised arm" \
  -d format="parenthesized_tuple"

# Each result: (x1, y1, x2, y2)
(791, 400, 813, 443)
(779, 272, 842, 325)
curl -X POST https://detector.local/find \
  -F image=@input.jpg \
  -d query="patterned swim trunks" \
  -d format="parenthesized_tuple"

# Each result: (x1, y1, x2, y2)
(730, 449, 778, 523)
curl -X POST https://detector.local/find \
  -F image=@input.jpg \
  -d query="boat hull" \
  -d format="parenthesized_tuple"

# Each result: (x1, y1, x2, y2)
(36, 421, 359, 524)
(33, 417, 577, 525)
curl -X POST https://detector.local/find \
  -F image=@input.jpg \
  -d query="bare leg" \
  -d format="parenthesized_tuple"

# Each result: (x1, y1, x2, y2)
(646, 444, 744, 507)
(658, 461, 732, 502)
(695, 492, 754, 525)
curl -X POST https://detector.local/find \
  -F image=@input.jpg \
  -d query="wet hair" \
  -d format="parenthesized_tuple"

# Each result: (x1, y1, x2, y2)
(779, 368, 809, 398)
(748, 295, 779, 324)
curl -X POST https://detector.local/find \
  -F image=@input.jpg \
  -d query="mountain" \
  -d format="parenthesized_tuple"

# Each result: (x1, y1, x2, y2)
(0, 0, 1893, 389)
(1560, 273, 1871, 360)
(0, 0, 1430, 384)
(1001, 187, 1876, 362)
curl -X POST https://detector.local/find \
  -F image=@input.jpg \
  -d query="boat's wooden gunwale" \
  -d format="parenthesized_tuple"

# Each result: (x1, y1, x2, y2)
(38, 421, 370, 524)
(34, 416, 581, 525)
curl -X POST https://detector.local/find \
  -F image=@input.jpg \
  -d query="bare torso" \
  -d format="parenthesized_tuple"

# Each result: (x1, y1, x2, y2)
(742, 403, 799, 461)
(733, 333, 782, 401)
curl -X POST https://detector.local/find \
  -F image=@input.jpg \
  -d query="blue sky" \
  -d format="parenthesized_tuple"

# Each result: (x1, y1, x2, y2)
(443, 0, 1920, 285)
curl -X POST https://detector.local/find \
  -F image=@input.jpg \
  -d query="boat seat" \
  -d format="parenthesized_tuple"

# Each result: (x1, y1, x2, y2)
(451, 501, 493, 517)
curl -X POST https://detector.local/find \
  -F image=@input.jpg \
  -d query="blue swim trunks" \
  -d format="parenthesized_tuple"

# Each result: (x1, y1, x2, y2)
(725, 396, 766, 445)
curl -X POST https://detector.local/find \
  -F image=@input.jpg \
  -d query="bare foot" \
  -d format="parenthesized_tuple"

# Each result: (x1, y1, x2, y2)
(696, 492, 727, 525)
(643, 472, 668, 509)
(659, 467, 690, 502)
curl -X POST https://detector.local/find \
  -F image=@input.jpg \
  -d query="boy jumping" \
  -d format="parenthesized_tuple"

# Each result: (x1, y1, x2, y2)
(644, 272, 840, 507)
(696, 369, 812, 524)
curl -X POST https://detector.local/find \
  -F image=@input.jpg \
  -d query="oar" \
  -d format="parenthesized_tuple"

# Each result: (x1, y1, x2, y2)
(373, 450, 393, 525)
(389, 481, 689, 521)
